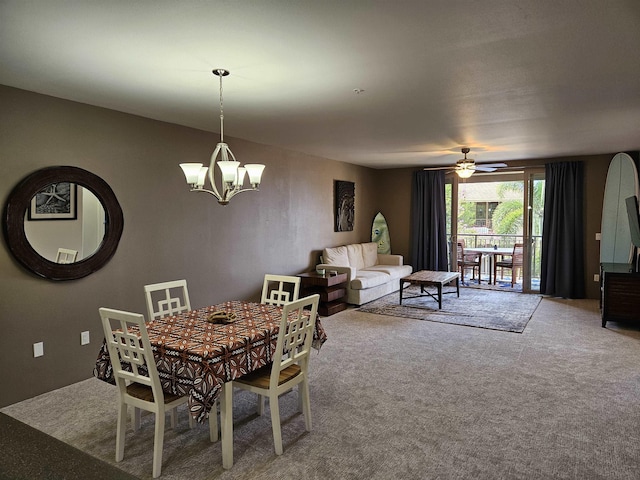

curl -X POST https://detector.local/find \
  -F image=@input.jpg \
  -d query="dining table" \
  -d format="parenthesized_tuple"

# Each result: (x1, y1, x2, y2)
(94, 300, 327, 469)
(463, 247, 514, 284)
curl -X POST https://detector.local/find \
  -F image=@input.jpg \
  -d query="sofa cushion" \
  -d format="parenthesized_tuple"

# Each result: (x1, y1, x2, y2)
(362, 242, 378, 268)
(346, 244, 365, 270)
(363, 264, 413, 280)
(350, 270, 391, 290)
(323, 245, 350, 266)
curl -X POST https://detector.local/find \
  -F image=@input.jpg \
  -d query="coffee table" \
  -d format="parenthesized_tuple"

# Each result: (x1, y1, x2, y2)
(399, 270, 460, 309)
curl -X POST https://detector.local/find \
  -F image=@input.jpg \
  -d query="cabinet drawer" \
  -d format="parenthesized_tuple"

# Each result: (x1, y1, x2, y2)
(302, 285, 346, 303)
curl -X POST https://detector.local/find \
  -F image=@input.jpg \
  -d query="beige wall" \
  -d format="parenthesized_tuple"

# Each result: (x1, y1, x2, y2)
(0, 85, 630, 407)
(376, 156, 620, 300)
(0, 86, 379, 406)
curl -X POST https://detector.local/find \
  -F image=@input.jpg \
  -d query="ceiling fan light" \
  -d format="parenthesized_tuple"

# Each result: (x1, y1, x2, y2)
(456, 168, 474, 179)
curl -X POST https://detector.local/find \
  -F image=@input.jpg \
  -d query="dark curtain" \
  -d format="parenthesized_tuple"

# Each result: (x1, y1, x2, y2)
(540, 161, 585, 298)
(410, 170, 448, 271)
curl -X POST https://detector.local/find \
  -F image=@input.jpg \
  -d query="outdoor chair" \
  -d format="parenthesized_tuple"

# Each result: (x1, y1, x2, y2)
(457, 242, 482, 284)
(494, 243, 524, 287)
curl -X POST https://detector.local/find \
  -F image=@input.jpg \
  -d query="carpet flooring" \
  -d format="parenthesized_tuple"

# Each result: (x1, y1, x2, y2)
(2, 297, 640, 480)
(0, 412, 137, 480)
(358, 285, 542, 332)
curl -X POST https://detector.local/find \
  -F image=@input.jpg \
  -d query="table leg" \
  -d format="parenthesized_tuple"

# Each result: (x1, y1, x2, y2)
(437, 283, 443, 309)
(456, 275, 460, 297)
(220, 382, 233, 469)
(399, 280, 405, 305)
(489, 256, 493, 284)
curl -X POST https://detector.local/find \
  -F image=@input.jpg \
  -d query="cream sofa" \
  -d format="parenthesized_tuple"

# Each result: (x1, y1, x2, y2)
(317, 242, 413, 305)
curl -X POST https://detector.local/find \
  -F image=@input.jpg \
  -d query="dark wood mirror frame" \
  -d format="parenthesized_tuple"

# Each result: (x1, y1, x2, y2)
(3, 166, 124, 281)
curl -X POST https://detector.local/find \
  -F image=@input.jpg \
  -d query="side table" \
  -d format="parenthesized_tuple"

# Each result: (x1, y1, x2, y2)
(297, 271, 348, 316)
(600, 262, 640, 327)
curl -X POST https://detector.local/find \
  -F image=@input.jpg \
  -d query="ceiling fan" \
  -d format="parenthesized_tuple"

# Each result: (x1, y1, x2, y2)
(424, 148, 507, 178)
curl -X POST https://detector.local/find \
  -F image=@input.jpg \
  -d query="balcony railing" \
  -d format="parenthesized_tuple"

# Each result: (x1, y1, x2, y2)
(450, 233, 543, 285)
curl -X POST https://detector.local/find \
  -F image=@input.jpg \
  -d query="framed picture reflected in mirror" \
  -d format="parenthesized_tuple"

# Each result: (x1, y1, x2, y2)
(28, 182, 77, 220)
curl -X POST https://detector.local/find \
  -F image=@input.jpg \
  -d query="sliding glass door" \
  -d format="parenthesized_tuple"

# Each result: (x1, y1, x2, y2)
(447, 169, 544, 292)
(522, 171, 544, 292)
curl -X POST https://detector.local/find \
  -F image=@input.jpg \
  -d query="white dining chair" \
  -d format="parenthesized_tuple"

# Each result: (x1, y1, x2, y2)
(99, 307, 193, 478)
(234, 294, 320, 455)
(55, 248, 78, 264)
(144, 279, 191, 320)
(260, 274, 301, 306)
(142, 279, 220, 440)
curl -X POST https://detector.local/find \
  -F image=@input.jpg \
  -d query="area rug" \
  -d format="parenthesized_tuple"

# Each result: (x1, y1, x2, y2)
(462, 280, 522, 292)
(358, 285, 542, 333)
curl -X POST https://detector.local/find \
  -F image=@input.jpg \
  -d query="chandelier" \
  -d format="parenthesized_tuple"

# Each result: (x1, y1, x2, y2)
(180, 69, 265, 205)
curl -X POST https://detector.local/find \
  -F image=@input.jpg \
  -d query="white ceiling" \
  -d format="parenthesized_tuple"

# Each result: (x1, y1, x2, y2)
(1, 1, 639, 169)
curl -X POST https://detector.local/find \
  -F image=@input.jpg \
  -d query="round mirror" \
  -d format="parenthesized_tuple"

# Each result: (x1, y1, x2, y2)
(3, 166, 124, 280)
(24, 186, 105, 262)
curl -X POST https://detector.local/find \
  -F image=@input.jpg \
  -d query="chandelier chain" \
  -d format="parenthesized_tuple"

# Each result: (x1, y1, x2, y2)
(218, 71, 224, 142)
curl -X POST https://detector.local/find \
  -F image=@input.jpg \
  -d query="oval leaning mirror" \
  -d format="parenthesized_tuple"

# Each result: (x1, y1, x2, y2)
(3, 166, 124, 280)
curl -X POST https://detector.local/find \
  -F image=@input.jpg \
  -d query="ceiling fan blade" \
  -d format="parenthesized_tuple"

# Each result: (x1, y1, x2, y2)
(474, 162, 508, 172)
(476, 163, 507, 168)
(422, 166, 451, 171)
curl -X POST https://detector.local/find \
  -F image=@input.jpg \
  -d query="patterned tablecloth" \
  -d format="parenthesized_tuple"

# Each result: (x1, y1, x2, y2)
(94, 301, 327, 422)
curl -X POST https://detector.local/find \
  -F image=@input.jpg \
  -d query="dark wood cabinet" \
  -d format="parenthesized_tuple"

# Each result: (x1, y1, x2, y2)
(297, 272, 348, 316)
(600, 263, 640, 327)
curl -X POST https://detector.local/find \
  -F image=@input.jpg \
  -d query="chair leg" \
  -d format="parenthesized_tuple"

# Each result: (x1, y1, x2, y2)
(116, 401, 127, 462)
(209, 401, 219, 442)
(269, 393, 283, 455)
(169, 407, 177, 429)
(300, 380, 312, 432)
(188, 409, 194, 429)
(220, 382, 234, 469)
(152, 410, 165, 479)
(257, 395, 266, 416)
(133, 406, 141, 431)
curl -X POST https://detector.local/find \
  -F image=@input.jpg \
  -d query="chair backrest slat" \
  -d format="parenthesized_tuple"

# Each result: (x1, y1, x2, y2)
(513, 243, 524, 266)
(99, 308, 161, 395)
(144, 279, 191, 320)
(261, 274, 301, 307)
(56, 248, 78, 264)
(270, 294, 319, 386)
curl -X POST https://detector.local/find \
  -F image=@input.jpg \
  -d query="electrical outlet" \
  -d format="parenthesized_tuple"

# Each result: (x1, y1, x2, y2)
(81, 331, 90, 345)
(594, 274, 600, 282)
(33, 342, 44, 357)
(595, 232, 601, 241)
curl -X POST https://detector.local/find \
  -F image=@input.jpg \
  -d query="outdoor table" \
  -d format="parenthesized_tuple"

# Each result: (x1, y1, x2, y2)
(464, 247, 514, 284)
